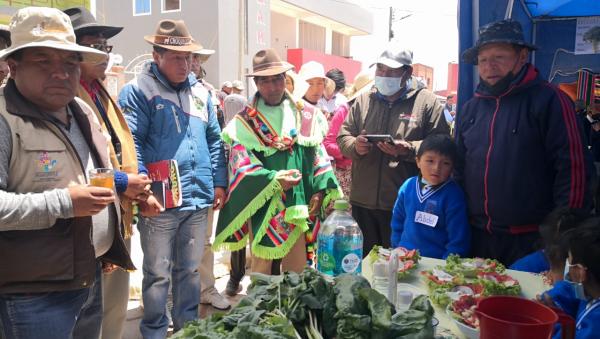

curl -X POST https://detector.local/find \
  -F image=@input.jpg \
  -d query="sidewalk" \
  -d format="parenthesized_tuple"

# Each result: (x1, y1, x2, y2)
(123, 211, 251, 338)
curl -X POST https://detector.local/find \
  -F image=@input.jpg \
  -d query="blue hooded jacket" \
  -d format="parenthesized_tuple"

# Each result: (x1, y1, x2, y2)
(119, 62, 227, 210)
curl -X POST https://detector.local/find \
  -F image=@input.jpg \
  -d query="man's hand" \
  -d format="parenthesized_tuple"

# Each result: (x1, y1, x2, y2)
(213, 187, 226, 210)
(535, 292, 556, 308)
(123, 173, 153, 202)
(377, 139, 412, 157)
(308, 191, 324, 216)
(102, 262, 119, 274)
(139, 195, 163, 217)
(355, 130, 372, 155)
(277, 169, 302, 191)
(69, 185, 115, 217)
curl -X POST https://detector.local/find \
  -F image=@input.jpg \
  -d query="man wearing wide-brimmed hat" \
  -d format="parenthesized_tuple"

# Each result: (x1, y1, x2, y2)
(118, 19, 227, 338)
(213, 48, 340, 282)
(64, 6, 153, 339)
(0, 6, 133, 339)
(456, 19, 593, 266)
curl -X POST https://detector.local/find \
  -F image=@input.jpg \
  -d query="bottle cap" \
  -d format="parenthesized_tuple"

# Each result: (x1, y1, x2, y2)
(333, 199, 349, 210)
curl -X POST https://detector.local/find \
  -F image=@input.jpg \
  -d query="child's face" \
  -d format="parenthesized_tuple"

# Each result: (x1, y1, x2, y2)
(416, 151, 453, 186)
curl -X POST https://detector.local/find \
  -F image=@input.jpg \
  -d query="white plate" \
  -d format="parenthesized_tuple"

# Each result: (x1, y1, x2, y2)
(446, 305, 480, 339)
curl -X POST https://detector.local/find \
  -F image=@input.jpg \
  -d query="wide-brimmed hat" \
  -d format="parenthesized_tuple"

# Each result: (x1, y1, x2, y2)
(0, 7, 106, 62)
(347, 71, 374, 102)
(462, 19, 537, 64)
(232, 79, 244, 90)
(246, 48, 293, 77)
(63, 7, 122, 39)
(0, 24, 10, 48)
(193, 48, 215, 56)
(297, 61, 335, 95)
(144, 19, 202, 52)
(370, 44, 413, 69)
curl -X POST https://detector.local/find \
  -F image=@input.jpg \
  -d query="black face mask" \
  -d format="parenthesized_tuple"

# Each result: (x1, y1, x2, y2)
(481, 71, 515, 96)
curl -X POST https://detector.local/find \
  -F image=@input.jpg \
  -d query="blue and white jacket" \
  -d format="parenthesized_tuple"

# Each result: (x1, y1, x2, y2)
(118, 62, 227, 210)
(391, 176, 470, 259)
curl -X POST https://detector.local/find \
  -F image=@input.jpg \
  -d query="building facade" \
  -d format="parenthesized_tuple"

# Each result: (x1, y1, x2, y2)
(95, 0, 373, 96)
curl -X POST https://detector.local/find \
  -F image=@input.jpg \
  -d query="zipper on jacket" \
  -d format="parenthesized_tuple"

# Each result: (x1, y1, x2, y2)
(375, 100, 393, 208)
(483, 98, 501, 233)
(171, 106, 182, 133)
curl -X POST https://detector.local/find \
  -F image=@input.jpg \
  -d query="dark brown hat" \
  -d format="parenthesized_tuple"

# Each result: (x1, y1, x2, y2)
(144, 19, 201, 52)
(63, 7, 123, 40)
(246, 48, 293, 77)
(0, 24, 10, 48)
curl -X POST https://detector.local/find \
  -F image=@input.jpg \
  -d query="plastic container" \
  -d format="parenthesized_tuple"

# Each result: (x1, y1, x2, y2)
(316, 200, 363, 277)
(372, 261, 389, 298)
(475, 296, 574, 339)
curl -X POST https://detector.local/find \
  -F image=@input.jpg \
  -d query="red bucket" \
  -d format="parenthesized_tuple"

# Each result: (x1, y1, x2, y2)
(475, 296, 574, 339)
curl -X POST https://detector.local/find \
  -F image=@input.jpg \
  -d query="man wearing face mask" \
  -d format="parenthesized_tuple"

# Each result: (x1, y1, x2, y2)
(337, 45, 448, 256)
(456, 20, 593, 266)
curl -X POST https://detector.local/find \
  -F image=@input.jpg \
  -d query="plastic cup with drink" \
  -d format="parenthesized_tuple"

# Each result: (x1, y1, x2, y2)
(89, 168, 115, 189)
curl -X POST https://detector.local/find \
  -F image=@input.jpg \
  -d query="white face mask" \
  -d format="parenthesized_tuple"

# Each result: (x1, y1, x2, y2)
(374, 76, 403, 96)
(564, 258, 587, 300)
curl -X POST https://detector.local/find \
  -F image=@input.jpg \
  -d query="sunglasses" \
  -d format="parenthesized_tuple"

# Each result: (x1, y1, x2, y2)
(83, 43, 113, 53)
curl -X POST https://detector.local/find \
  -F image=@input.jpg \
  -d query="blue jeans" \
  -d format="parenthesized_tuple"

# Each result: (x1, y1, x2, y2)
(0, 262, 102, 339)
(138, 209, 207, 339)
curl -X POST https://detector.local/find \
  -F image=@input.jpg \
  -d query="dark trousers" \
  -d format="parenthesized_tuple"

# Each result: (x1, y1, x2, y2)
(470, 227, 540, 266)
(229, 249, 246, 284)
(352, 205, 392, 257)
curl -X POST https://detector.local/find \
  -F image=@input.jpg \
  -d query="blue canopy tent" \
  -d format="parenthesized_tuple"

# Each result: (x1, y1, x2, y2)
(457, 0, 600, 110)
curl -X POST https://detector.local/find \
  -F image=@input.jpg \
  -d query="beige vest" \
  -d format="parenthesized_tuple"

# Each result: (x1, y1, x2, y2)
(0, 94, 112, 194)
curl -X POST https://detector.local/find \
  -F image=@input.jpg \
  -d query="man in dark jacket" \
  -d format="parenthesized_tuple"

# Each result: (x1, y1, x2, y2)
(338, 44, 448, 255)
(456, 19, 593, 265)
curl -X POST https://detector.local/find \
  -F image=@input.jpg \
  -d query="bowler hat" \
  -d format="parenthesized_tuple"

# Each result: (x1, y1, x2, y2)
(462, 19, 536, 64)
(246, 48, 293, 77)
(144, 19, 202, 52)
(0, 7, 106, 62)
(63, 7, 123, 39)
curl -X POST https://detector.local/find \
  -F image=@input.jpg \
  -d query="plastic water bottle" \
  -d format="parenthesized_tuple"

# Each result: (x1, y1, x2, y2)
(317, 200, 363, 277)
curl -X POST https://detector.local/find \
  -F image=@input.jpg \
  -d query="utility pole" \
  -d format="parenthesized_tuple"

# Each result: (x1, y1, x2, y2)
(388, 7, 394, 41)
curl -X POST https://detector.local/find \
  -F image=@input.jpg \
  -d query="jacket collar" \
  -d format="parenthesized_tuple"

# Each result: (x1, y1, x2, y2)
(145, 61, 197, 91)
(4, 78, 86, 125)
(475, 63, 540, 98)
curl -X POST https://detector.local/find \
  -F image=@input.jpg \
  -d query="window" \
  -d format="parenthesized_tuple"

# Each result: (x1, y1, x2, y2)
(133, 0, 151, 16)
(162, 0, 181, 12)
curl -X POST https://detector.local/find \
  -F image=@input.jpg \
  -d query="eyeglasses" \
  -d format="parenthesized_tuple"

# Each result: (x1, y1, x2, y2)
(83, 43, 113, 53)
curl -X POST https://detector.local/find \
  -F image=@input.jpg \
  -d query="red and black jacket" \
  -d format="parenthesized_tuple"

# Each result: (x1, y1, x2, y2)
(455, 64, 593, 234)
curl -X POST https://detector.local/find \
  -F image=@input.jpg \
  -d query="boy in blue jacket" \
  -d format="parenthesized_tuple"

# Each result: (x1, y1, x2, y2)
(537, 220, 600, 339)
(390, 134, 470, 259)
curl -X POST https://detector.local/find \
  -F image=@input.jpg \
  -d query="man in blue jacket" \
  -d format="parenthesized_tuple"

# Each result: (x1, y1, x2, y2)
(118, 20, 227, 339)
(456, 20, 593, 265)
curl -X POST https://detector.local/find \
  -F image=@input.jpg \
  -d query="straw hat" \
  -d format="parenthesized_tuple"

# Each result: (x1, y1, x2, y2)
(0, 7, 106, 62)
(144, 19, 202, 52)
(232, 79, 245, 91)
(347, 71, 374, 102)
(246, 48, 293, 77)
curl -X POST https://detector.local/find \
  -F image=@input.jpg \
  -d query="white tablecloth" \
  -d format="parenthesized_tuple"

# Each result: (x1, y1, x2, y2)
(361, 257, 550, 338)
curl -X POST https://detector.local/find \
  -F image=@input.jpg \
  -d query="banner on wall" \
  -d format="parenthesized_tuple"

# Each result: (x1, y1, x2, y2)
(575, 16, 600, 54)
